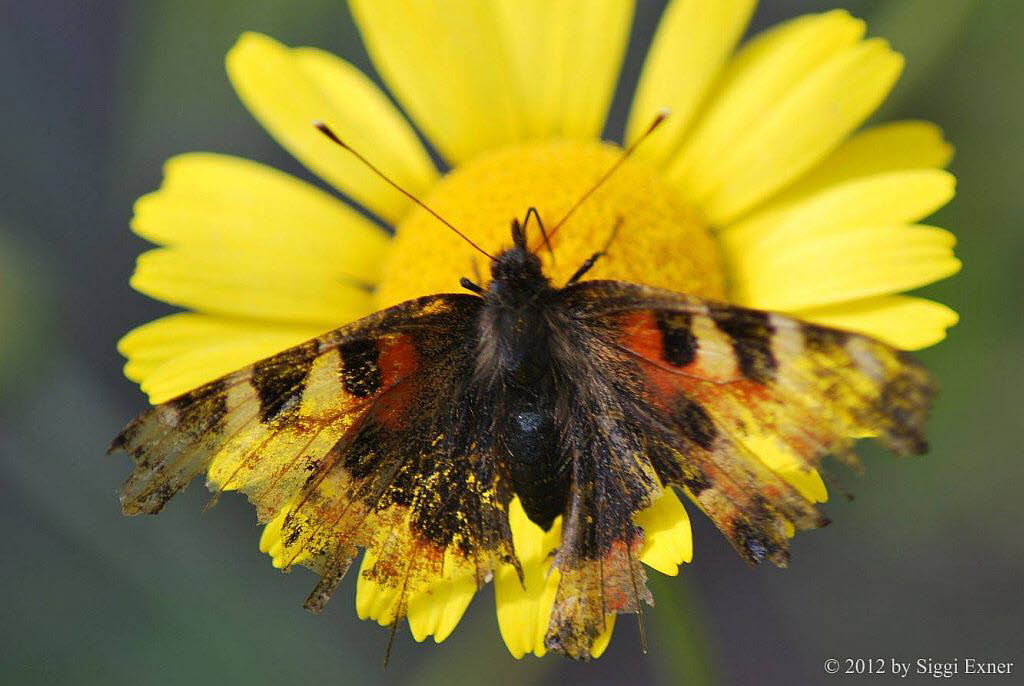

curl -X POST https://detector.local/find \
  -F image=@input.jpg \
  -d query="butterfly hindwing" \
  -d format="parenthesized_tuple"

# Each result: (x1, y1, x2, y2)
(559, 280, 933, 566)
(112, 293, 518, 614)
(495, 295, 665, 658)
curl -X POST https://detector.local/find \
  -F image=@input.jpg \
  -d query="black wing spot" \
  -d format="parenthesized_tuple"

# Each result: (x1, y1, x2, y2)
(877, 368, 932, 455)
(252, 352, 313, 422)
(802, 324, 850, 353)
(709, 305, 777, 383)
(731, 520, 785, 566)
(170, 378, 228, 439)
(734, 521, 770, 564)
(673, 395, 717, 450)
(682, 472, 712, 495)
(338, 338, 383, 397)
(656, 311, 697, 367)
(341, 419, 386, 479)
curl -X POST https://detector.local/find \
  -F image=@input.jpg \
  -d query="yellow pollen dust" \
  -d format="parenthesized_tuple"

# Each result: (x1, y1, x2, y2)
(374, 140, 725, 309)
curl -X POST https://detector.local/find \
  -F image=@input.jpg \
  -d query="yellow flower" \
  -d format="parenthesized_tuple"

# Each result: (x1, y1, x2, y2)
(120, 0, 959, 659)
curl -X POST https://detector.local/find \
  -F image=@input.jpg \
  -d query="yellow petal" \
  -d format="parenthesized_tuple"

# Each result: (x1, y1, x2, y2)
(266, 508, 476, 641)
(667, 9, 866, 203)
(407, 551, 477, 643)
(119, 313, 325, 403)
(698, 38, 905, 224)
(259, 509, 309, 568)
(635, 488, 693, 576)
(495, 0, 633, 140)
(796, 295, 959, 350)
(626, 0, 756, 164)
(733, 224, 961, 311)
(497, 494, 662, 658)
(494, 498, 562, 658)
(349, 0, 519, 164)
(767, 120, 954, 205)
(356, 542, 478, 642)
(742, 436, 829, 504)
(226, 32, 437, 223)
(722, 169, 956, 257)
(590, 614, 617, 659)
(356, 548, 402, 626)
(133, 153, 390, 286)
(131, 246, 375, 325)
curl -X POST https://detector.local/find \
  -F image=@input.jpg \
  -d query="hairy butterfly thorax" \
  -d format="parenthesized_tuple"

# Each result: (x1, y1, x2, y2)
(474, 233, 554, 386)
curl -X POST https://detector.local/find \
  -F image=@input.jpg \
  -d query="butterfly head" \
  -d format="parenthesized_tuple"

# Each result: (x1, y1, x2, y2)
(484, 219, 550, 304)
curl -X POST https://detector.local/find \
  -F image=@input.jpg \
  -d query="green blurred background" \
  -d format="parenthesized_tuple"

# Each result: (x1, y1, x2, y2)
(1, 1, 1020, 684)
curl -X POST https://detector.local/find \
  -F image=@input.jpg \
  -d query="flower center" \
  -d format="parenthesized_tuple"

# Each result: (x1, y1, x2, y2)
(374, 140, 725, 309)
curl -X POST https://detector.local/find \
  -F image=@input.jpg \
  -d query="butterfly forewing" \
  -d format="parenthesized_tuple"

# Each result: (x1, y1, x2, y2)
(112, 293, 518, 611)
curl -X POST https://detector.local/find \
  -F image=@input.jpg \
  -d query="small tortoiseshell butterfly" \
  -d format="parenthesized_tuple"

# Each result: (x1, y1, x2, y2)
(111, 118, 934, 659)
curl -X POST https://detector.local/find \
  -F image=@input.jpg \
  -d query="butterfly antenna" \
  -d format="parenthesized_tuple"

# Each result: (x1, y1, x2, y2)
(313, 121, 496, 261)
(539, 109, 670, 250)
(523, 206, 555, 262)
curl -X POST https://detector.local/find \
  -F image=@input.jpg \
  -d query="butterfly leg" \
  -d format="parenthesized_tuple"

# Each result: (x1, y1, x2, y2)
(566, 252, 604, 285)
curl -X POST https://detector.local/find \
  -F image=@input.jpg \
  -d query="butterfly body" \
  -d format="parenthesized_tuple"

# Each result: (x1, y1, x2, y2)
(474, 230, 595, 530)
(112, 221, 934, 658)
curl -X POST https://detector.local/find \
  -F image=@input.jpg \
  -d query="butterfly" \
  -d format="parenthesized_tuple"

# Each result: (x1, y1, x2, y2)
(111, 119, 934, 660)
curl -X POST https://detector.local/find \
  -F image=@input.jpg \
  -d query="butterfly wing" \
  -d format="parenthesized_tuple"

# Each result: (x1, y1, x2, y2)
(542, 279, 934, 656)
(112, 293, 517, 615)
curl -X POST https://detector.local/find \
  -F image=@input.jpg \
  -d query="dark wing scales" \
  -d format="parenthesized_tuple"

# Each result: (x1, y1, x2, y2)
(538, 279, 934, 657)
(561, 280, 933, 566)
(112, 294, 517, 619)
(536, 306, 664, 658)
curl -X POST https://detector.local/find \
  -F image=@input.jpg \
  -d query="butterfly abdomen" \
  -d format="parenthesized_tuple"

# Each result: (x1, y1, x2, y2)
(478, 309, 570, 530)
(502, 396, 568, 531)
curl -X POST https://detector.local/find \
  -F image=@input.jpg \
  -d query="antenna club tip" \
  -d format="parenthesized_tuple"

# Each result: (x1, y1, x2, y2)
(646, 108, 671, 133)
(313, 120, 347, 147)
